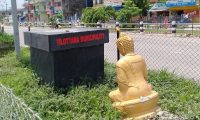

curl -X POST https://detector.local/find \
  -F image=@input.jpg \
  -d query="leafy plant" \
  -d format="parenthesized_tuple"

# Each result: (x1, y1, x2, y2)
(81, 6, 116, 23)
(132, 0, 150, 17)
(57, 13, 63, 22)
(116, 0, 141, 23)
(49, 15, 56, 27)
(0, 33, 14, 49)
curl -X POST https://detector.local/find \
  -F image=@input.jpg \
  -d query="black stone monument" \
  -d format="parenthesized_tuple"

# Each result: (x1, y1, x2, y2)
(24, 28, 109, 88)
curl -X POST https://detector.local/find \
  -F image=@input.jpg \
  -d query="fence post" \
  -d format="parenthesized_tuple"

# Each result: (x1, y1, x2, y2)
(171, 21, 176, 36)
(97, 22, 102, 28)
(192, 23, 193, 35)
(1, 24, 4, 33)
(116, 22, 120, 60)
(140, 21, 144, 33)
(28, 24, 30, 31)
(69, 22, 72, 27)
(80, 22, 84, 27)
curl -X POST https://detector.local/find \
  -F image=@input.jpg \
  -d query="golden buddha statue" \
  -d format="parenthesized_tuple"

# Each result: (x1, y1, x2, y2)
(109, 33, 160, 120)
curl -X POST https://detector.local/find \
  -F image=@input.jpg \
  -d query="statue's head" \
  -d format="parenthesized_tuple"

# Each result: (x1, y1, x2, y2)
(116, 33, 134, 56)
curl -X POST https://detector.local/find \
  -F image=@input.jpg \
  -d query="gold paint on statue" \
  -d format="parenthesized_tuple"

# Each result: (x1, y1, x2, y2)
(115, 26, 120, 32)
(109, 33, 160, 120)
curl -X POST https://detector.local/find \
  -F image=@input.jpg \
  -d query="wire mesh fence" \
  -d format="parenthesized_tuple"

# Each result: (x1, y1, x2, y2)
(101, 22, 200, 81)
(0, 83, 42, 120)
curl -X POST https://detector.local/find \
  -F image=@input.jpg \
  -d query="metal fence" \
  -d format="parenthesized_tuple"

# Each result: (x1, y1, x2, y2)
(11, 21, 200, 36)
(100, 22, 200, 82)
(13, 21, 200, 81)
(0, 83, 42, 120)
(1, 22, 200, 119)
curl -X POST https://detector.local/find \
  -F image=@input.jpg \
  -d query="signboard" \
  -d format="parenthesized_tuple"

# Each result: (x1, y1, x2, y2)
(184, 10, 199, 16)
(166, 0, 196, 7)
(159, 0, 167, 2)
(149, 3, 169, 12)
(24, 29, 109, 52)
(104, 0, 123, 6)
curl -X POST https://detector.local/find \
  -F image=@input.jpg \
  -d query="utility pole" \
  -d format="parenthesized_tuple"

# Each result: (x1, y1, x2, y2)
(5, 2, 7, 16)
(28, 0, 30, 22)
(11, 0, 21, 59)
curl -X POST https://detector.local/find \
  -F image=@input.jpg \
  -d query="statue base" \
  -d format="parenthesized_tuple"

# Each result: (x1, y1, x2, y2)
(112, 91, 160, 120)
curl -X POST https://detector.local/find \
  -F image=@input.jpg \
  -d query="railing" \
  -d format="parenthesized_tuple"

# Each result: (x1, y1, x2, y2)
(103, 22, 200, 81)
(4, 21, 200, 36)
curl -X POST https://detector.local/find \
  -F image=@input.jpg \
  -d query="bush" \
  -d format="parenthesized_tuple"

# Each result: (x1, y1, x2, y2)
(116, 0, 141, 23)
(81, 6, 116, 23)
(0, 33, 14, 56)
(0, 33, 14, 45)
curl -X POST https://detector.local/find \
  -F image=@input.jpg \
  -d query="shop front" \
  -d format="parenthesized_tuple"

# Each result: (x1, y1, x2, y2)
(149, 0, 199, 23)
(166, 0, 199, 23)
(148, 2, 169, 23)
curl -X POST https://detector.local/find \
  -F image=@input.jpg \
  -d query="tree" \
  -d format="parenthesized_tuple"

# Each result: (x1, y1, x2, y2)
(116, 0, 141, 23)
(57, 13, 63, 21)
(105, 6, 116, 19)
(81, 6, 116, 23)
(49, 15, 56, 27)
(81, 7, 96, 23)
(132, 0, 150, 17)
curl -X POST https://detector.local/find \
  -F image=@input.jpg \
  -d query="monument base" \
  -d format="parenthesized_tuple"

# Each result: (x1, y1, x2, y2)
(30, 44, 104, 88)
(112, 91, 160, 120)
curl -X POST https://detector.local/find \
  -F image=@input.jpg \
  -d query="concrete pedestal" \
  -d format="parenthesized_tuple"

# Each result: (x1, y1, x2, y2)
(24, 28, 109, 88)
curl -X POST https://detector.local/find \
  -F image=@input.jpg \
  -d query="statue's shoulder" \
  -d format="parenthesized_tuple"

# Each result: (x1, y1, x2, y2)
(116, 54, 145, 67)
(134, 54, 145, 61)
(116, 57, 130, 68)
(116, 59, 127, 67)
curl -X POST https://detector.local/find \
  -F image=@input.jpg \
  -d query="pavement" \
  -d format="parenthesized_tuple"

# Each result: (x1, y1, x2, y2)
(4, 26, 200, 81)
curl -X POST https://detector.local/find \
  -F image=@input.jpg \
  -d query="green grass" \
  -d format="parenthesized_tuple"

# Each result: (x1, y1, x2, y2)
(144, 28, 200, 37)
(149, 71, 200, 119)
(0, 33, 14, 45)
(0, 48, 200, 119)
(0, 48, 120, 120)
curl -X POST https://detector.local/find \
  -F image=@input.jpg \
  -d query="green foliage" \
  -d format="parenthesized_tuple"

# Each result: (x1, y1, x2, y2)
(49, 15, 56, 26)
(148, 70, 200, 119)
(81, 6, 116, 23)
(0, 33, 14, 53)
(57, 13, 63, 22)
(0, 33, 14, 45)
(0, 48, 120, 120)
(81, 7, 95, 23)
(116, 0, 141, 23)
(105, 6, 117, 19)
(132, 0, 150, 16)
(1, 49, 200, 119)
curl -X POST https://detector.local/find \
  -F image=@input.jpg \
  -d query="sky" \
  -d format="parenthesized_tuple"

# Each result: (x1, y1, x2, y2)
(0, 0, 25, 10)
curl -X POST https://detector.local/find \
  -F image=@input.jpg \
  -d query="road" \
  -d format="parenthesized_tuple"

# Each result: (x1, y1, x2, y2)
(4, 26, 52, 46)
(5, 26, 200, 81)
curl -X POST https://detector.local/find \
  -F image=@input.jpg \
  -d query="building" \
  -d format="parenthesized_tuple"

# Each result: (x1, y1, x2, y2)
(0, 8, 26, 24)
(32, 0, 48, 22)
(166, 0, 199, 23)
(93, 0, 103, 5)
(27, 0, 94, 22)
(45, 0, 63, 21)
(104, 0, 123, 10)
(149, 0, 200, 23)
(62, 0, 85, 22)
